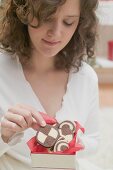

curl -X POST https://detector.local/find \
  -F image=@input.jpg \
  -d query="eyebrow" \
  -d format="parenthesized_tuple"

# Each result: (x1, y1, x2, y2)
(65, 15, 80, 18)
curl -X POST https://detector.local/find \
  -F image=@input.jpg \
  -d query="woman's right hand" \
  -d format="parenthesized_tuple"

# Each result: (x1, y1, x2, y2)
(0, 104, 46, 143)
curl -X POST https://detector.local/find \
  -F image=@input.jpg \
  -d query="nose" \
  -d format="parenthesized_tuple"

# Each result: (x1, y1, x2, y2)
(47, 21, 62, 38)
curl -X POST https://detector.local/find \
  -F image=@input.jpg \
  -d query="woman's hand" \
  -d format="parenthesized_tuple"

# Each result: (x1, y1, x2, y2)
(0, 104, 46, 143)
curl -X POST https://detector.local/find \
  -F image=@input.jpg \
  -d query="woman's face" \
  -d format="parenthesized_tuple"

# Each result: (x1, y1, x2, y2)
(28, 0, 80, 58)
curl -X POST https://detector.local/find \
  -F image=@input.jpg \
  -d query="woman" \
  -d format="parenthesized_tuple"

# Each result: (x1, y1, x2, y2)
(0, 0, 100, 169)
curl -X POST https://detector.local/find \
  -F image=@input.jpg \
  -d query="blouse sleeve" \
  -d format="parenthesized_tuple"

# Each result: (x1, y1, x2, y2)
(0, 108, 24, 157)
(76, 76, 100, 158)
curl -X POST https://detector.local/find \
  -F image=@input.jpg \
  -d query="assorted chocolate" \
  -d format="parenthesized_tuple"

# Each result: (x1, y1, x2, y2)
(36, 120, 76, 152)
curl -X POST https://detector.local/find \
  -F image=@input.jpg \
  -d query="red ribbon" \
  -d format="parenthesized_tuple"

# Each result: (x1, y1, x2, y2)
(27, 112, 85, 155)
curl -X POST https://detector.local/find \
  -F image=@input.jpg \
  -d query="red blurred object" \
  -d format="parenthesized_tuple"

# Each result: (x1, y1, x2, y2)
(108, 41, 113, 61)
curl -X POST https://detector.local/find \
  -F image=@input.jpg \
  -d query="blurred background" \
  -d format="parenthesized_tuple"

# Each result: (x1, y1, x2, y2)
(95, 0, 113, 109)
(0, 0, 113, 170)
(86, 1, 113, 169)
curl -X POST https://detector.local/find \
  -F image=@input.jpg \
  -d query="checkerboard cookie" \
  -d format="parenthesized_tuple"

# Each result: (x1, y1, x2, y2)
(36, 124, 59, 148)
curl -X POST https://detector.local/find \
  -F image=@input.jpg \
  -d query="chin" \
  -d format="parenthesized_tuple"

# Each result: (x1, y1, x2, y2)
(41, 50, 60, 58)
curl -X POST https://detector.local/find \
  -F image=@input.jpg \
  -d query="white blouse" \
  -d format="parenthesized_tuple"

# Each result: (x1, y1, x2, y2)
(0, 52, 100, 170)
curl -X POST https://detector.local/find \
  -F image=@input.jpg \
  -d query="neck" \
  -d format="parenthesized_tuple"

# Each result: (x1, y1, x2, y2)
(24, 52, 56, 74)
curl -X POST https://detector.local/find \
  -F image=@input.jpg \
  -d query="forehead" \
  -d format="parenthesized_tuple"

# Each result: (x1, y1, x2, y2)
(56, 0, 80, 17)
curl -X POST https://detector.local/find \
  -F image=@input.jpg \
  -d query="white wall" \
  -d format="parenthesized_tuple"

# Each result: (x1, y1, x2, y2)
(97, 1, 113, 25)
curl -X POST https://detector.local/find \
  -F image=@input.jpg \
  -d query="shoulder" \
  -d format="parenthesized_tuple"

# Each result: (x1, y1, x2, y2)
(80, 62, 98, 81)
(0, 52, 16, 77)
(0, 51, 13, 63)
(71, 61, 98, 83)
(0, 52, 17, 72)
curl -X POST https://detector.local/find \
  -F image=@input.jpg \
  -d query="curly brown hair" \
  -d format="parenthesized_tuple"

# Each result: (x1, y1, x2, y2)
(0, 0, 98, 72)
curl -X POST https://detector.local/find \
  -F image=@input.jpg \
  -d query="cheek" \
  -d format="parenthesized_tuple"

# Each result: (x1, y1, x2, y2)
(28, 27, 35, 40)
(64, 22, 79, 41)
(63, 28, 76, 43)
(28, 25, 46, 38)
(28, 27, 41, 43)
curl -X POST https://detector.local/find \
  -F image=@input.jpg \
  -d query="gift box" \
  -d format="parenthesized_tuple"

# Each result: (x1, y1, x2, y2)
(27, 112, 84, 169)
(31, 154, 76, 169)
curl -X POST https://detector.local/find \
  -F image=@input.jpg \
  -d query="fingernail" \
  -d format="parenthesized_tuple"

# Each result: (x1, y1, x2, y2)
(41, 121, 46, 127)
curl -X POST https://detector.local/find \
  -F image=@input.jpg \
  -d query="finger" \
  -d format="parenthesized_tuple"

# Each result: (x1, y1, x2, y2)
(39, 112, 57, 124)
(8, 107, 33, 127)
(31, 111, 46, 127)
(16, 104, 46, 126)
(31, 121, 40, 131)
(5, 112, 28, 129)
(1, 118, 22, 132)
(18, 105, 56, 125)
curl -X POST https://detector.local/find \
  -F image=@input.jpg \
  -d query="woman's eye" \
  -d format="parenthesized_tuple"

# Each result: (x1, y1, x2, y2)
(45, 18, 53, 23)
(63, 21, 74, 26)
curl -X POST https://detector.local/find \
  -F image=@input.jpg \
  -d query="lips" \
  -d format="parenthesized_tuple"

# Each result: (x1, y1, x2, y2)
(42, 39, 61, 46)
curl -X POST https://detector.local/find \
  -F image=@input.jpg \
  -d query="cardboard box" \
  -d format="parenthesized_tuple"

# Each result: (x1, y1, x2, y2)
(31, 153, 76, 169)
